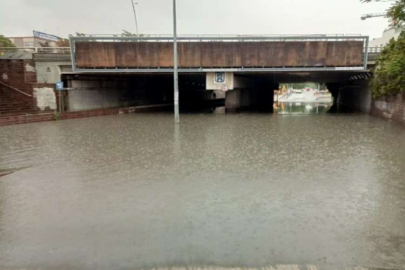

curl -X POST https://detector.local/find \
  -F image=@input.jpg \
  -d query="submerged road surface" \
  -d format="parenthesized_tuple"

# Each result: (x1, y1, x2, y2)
(0, 113, 404, 269)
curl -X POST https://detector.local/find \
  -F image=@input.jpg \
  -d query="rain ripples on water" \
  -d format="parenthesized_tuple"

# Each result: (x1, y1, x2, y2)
(0, 113, 404, 269)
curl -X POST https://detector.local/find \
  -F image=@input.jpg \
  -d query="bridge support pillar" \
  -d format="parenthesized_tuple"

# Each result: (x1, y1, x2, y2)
(225, 87, 276, 112)
(225, 89, 244, 112)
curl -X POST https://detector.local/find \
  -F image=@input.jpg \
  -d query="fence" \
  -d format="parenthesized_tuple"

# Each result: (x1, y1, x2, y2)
(0, 47, 70, 54)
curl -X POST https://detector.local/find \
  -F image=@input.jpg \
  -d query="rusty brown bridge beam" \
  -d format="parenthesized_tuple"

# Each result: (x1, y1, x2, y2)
(69, 35, 369, 72)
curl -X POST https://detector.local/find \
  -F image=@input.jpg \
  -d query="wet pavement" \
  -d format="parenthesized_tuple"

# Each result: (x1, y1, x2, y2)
(0, 112, 405, 269)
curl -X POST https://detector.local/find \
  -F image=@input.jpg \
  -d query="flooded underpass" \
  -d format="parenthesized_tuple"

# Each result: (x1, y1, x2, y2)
(0, 112, 405, 270)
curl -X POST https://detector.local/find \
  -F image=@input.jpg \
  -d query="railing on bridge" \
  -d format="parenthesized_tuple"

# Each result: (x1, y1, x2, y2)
(366, 47, 384, 53)
(70, 34, 367, 42)
(0, 46, 382, 55)
(1, 35, 379, 71)
(0, 47, 71, 54)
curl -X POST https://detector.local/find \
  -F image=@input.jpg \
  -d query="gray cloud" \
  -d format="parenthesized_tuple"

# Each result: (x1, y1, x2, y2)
(0, 0, 392, 39)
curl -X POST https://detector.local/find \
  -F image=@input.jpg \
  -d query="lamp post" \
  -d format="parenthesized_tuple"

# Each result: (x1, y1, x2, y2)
(173, 0, 180, 123)
(131, 0, 139, 35)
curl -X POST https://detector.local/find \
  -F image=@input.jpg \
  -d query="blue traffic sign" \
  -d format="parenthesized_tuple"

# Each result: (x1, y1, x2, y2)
(56, 81, 64, 91)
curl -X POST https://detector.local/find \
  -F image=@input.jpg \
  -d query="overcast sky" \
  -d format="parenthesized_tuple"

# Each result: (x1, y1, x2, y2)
(0, 0, 393, 40)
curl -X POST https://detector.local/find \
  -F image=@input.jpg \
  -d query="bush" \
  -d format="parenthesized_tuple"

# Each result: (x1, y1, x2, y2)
(371, 32, 405, 98)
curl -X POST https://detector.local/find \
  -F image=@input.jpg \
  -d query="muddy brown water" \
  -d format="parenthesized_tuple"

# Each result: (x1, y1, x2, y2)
(0, 113, 404, 270)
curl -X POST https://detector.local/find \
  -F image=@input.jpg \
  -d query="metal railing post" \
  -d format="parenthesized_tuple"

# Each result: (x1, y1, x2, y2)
(69, 38, 77, 72)
(363, 37, 369, 70)
(173, 0, 180, 123)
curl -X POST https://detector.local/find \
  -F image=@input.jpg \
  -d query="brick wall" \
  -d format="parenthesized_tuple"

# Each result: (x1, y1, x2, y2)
(0, 59, 57, 111)
(0, 59, 37, 94)
(0, 59, 36, 106)
(0, 104, 172, 126)
(371, 93, 405, 125)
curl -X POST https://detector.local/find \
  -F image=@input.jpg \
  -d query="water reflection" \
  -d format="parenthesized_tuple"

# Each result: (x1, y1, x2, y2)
(275, 102, 333, 115)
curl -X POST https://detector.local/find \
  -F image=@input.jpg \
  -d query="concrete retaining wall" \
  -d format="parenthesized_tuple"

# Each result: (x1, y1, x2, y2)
(35, 61, 70, 84)
(33, 86, 57, 111)
(68, 80, 130, 111)
(371, 93, 405, 125)
(338, 80, 372, 112)
(64, 75, 174, 112)
(337, 80, 405, 125)
(0, 58, 60, 112)
(0, 104, 172, 126)
(0, 59, 36, 102)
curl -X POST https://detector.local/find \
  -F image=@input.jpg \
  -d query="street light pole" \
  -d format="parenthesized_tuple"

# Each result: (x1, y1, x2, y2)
(173, 0, 180, 123)
(131, 0, 139, 36)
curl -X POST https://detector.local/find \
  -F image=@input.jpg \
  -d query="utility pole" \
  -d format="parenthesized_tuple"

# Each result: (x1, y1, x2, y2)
(173, 0, 180, 123)
(131, 0, 139, 35)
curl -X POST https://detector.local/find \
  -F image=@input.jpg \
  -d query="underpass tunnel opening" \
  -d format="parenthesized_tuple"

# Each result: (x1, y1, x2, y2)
(222, 73, 278, 113)
(217, 71, 372, 114)
(177, 74, 223, 112)
(61, 72, 279, 114)
(61, 73, 214, 113)
(275, 82, 334, 114)
(61, 74, 174, 112)
(60, 70, 371, 114)
(268, 70, 373, 114)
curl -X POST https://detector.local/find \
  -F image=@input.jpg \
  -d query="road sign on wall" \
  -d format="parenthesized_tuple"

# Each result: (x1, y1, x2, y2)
(215, 72, 226, 83)
(56, 81, 64, 91)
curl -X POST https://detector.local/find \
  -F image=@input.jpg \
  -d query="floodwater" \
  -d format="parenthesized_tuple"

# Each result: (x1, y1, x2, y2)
(0, 112, 405, 270)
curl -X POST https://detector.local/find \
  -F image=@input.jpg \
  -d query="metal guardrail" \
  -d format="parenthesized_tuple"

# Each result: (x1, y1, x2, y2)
(367, 47, 384, 53)
(0, 81, 32, 97)
(0, 47, 70, 53)
(69, 35, 368, 43)
(0, 46, 382, 55)
(77, 33, 363, 38)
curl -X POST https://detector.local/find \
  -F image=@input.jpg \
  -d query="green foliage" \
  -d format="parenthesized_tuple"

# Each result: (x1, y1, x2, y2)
(56, 39, 70, 47)
(68, 33, 87, 37)
(68, 32, 96, 41)
(371, 32, 405, 98)
(39, 41, 51, 47)
(387, 0, 405, 29)
(53, 112, 61, 121)
(121, 30, 147, 37)
(0, 35, 16, 47)
(362, 0, 405, 97)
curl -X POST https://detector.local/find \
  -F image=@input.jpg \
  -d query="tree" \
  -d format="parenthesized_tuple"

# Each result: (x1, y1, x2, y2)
(362, 0, 405, 29)
(387, 0, 405, 29)
(39, 41, 51, 47)
(370, 32, 405, 98)
(0, 35, 16, 47)
(121, 30, 146, 37)
(68, 32, 96, 41)
(362, 0, 405, 97)
(56, 38, 70, 47)
(68, 33, 87, 37)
